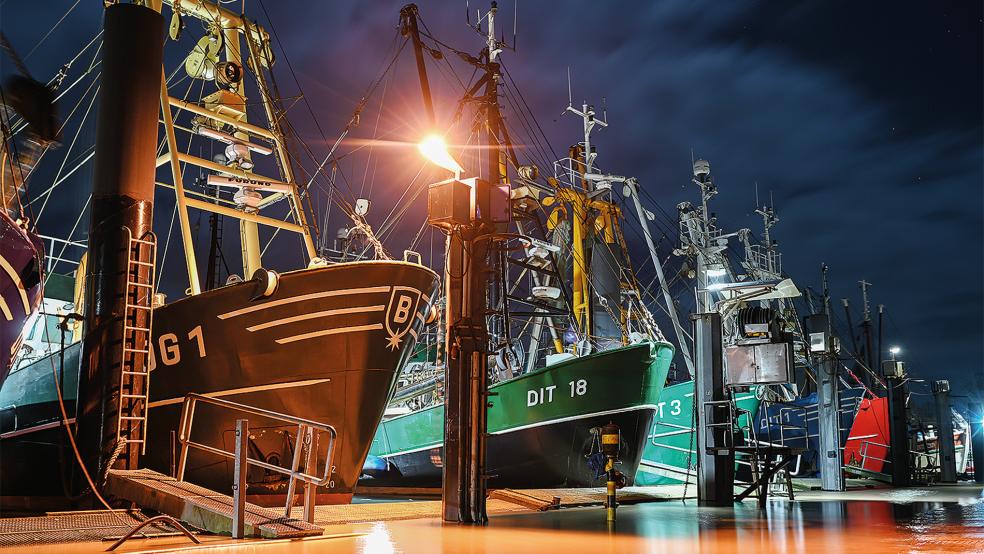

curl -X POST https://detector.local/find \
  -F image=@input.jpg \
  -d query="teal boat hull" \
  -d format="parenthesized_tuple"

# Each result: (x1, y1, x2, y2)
(635, 380, 760, 485)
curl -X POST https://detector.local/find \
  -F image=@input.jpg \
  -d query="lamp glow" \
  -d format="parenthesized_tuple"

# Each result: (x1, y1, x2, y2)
(418, 134, 463, 177)
(889, 346, 901, 356)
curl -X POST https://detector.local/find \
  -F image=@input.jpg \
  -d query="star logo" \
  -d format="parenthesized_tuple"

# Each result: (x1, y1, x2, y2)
(386, 334, 403, 351)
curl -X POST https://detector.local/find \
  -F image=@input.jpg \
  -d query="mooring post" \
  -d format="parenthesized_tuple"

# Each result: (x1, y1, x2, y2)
(75, 1, 163, 484)
(886, 374, 911, 487)
(232, 418, 248, 539)
(971, 402, 984, 484)
(932, 380, 957, 483)
(695, 310, 732, 505)
(807, 313, 845, 492)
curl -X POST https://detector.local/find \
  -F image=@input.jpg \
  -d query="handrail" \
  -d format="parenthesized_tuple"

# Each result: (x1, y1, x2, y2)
(177, 393, 337, 488)
(176, 393, 337, 527)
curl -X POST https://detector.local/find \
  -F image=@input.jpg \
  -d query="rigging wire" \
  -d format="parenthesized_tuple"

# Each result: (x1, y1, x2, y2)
(23, 0, 82, 60)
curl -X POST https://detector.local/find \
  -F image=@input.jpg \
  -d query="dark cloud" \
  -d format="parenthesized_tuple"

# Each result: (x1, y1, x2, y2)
(2, 1, 980, 394)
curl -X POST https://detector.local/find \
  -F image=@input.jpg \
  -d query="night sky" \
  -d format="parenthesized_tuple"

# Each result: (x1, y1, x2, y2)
(2, 2, 982, 405)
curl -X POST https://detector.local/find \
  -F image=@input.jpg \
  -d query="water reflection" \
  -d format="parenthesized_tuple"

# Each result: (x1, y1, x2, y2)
(485, 494, 984, 553)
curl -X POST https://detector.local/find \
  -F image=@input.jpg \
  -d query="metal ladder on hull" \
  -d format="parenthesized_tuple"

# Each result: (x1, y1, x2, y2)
(117, 228, 157, 454)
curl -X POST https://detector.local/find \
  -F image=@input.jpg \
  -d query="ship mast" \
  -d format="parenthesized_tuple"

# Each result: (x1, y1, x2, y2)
(553, 94, 671, 352)
(158, 0, 318, 296)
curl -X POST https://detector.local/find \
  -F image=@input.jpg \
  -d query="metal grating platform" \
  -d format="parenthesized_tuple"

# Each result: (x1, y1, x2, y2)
(105, 468, 323, 538)
(290, 499, 529, 526)
(489, 486, 685, 510)
(0, 509, 185, 547)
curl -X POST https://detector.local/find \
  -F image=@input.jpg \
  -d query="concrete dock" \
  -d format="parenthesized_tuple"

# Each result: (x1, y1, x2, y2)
(1, 483, 980, 553)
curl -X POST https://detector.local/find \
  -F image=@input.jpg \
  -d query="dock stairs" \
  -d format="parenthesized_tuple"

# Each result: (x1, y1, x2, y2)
(102, 393, 338, 540)
(105, 468, 323, 538)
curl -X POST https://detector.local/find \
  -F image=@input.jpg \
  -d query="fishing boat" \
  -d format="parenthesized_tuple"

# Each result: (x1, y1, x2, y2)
(0, 1, 438, 508)
(0, 64, 58, 387)
(367, 342, 671, 488)
(756, 387, 867, 476)
(0, 212, 42, 386)
(360, 4, 676, 490)
(636, 381, 760, 485)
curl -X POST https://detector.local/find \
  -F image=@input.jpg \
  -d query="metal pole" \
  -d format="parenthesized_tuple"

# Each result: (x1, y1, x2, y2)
(232, 418, 248, 539)
(75, 3, 163, 481)
(627, 180, 695, 377)
(160, 80, 202, 295)
(441, 229, 488, 524)
(401, 4, 436, 126)
(816, 342, 845, 491)
(303, 428, 318, 524)
(695, 306, 731, 506)
(886, 373, 911, 487)
(932, 381, 957, 483)
(877, 305, 884, 375)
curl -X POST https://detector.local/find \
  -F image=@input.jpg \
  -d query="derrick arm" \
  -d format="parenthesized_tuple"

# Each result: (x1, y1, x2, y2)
(400, 4, 436, 126)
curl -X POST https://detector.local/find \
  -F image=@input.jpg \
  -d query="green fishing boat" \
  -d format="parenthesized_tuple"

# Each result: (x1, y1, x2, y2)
(365, 341, 673, 488)
(636, 381, 760, 485)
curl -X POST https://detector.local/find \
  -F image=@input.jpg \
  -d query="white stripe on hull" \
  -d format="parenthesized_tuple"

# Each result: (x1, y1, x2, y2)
(0, 295, 11, 321)
(637, 460, 697, 483)
(274, 323, 383, 345)
(246, 305, 385, 332)
(380, 404, 660, 458)
(218, 286, 391, 320)
(0, 254, 30, 315)
(147, 378, 332, 408)
(0, 417, 76, 440)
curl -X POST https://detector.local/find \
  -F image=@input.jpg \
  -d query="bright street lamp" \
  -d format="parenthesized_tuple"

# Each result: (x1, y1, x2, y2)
(418, 134, 463, 179)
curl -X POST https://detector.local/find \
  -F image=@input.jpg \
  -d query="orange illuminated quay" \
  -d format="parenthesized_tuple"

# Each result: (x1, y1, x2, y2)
(3, 484, 981, 553)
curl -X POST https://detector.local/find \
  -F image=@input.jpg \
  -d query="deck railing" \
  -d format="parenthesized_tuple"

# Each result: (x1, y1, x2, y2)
(176, 393, 337, 536)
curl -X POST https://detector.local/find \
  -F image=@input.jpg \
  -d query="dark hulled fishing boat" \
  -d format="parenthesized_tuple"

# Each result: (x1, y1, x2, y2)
(0, 213, 42, 386)
(145, 260, 439, 503)
(0, 63, 57, 387)
(0, 1, 438, 509)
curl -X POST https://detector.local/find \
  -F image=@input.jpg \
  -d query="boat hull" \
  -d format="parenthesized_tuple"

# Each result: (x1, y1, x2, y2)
(0, 212, 43, 387)
(843, 396, 890, 473)
(635, 380, 760, 485)
(361, 341, 674, 489)
(755, 387, 867, 477)
(0, 261, 439, 507)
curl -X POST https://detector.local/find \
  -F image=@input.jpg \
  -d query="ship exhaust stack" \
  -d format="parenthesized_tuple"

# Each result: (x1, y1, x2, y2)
(76, 3, 163, 482)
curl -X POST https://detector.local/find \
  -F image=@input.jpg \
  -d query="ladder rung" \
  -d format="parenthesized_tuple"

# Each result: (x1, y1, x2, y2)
(122, 347, 149, 353)
(119, 416, 145, 421)
(121, 394, 147, 399)
(129, 238, 156, 246)
(125, 304, 153, 310)
(129, 282, 154, 289)
(123, 370, 149, 376)
(124, 326, 151, 333)
(123, 439, 146, 444)
(129, 260, 154, 267)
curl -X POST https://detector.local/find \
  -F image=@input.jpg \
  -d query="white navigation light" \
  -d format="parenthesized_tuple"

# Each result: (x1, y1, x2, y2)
(706, 266, 727, 278)
(418, 134, 463, 177)
(890, 346, 901, 356)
